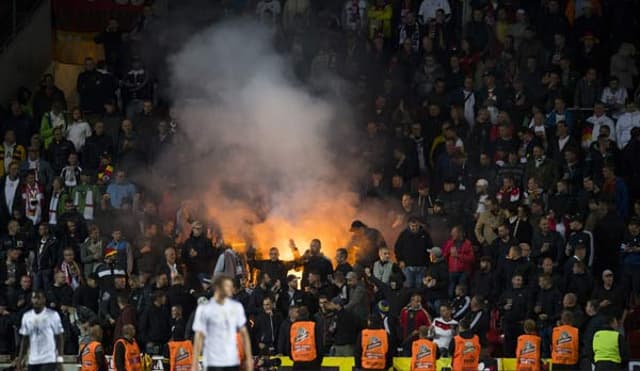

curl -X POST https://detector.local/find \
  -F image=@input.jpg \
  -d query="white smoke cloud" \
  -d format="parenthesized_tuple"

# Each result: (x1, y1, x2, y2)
(166, 20, 361, 257)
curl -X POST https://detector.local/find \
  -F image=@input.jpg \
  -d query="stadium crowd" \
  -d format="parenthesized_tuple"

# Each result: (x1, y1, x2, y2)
(1, 0, 640, 370)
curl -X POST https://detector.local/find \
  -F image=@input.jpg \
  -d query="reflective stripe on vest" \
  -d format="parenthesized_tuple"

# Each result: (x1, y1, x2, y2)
(593, 330, 622, 364)
(361, 329, 388, 370)
(516, 334, 541, 371)
(452, 335, 480, 371)
(168, 340, 193, 371)
(290, 321, 317, 362)
(551, 325, 579, 365)
(411, 338, 437, 371)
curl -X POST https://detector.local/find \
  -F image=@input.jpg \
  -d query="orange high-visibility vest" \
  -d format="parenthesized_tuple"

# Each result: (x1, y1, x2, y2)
(452, 335, 480, 371)
(168, 340, 193, 371)
(290, 321, 317, 362)
(516, 334, 541, 371)
(411, 338, 437, 371)
(80, 341, 103, 371)
(361, 329, 388, 370)
(236, 332, 244, 363)
(112, 338, 142, 371)
(551, 325, 579, 365)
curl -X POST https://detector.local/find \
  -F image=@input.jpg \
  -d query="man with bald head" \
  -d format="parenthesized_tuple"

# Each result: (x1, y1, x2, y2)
(113, 324, 142, 371)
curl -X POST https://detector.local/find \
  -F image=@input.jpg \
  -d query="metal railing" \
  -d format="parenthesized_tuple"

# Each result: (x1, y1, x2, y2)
(0, 0, 46, 53)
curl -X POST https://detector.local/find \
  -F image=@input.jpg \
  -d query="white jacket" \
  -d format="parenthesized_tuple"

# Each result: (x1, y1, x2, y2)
(616, 111, 640, 149)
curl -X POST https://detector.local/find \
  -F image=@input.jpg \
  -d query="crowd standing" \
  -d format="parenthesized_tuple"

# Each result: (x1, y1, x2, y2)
(2, 0, 640, 370)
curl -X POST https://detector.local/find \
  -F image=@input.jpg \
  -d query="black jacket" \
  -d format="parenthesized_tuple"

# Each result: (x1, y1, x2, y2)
(167, 284, 196, 320)
(252, 311, 284, 351)
(531, 229, 564, 263)
(47, 138, 76, 173)
(499, 286, 532, 323)
(82, 133, 114, 171)
(564, 272, 594, 305)
(33, 236, 59, 272)
(534, 286, 563, 325)
(470, 270, 496, 303)
(139, 303, 171, 344)
(465, 309, 490, 346)
(249, 259, 297, 287)
(0, 176, 22, 224)
(181, 234, 216, 275)
(72, 284, 100, 314)
(46, 284, 73, 308)
(424, 259, 448, 300)
(394, 227, 433, 267)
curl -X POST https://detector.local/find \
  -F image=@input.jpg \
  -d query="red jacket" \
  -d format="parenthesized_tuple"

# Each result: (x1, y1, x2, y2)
(442, 239, 474, 274)
(399, 306, 431, 340)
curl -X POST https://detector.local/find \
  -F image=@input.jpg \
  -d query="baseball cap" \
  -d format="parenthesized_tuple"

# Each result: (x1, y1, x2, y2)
(428, 247, 442, 257)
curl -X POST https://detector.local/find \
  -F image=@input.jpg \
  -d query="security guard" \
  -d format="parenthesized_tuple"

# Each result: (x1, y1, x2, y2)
(355, 316, 390, 371)
(515, 319, 541, 371)
(410, 326, 438, 371)
(80, 325, 107, 371)
(591, 315, 627, 371)
(288, 306, 321, 370)
(167, 336, 193, 371)
(551, 311, 579, 370)
(449, 318, 481, 371)
(113, 324, 142, 371)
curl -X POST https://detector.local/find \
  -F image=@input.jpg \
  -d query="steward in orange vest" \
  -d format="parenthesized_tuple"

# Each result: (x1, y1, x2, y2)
(516, 319, 542, 371)
(288, 307, 321, 370)
(355, 316, 390, 370)
(411, 326, 438, 371)
(113, 324, 142, 371)
(167, 339, 193, 371)
(551, 311, 580, 370)
(449, 319, 481, 371)
(80, 325, 107, 371)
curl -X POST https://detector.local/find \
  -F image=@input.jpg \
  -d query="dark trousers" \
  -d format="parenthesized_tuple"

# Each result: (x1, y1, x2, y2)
(594, 361, 623, 371)
(552, 364, 580, 370)
(206, 367, 239, 371)
(33, 269, 53, 290)
(28, 363, 56, 371)
(502, 321, 523, 357)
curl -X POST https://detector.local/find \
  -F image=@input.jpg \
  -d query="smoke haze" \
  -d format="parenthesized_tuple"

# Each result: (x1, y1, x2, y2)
(166, 20, 361, 258)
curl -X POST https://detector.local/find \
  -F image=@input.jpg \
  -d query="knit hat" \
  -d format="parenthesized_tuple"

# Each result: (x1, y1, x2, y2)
(104, 247, 118, 258)
(377, 300, 390, 315)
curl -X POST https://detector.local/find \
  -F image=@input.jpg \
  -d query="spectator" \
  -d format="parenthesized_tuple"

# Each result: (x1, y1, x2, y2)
(394, 216, 431, 288)
(499, 273, 532, 356)
(139, 290, 170, 354)
(431, 303, 458, 355)
(616, 101, 640, 150)
(372, 246, 401, 285)
(442, 225, 474, 296)
(1, 130, 26, 176)
(105, 170, 136, 210)
(399, 293, 431, 342)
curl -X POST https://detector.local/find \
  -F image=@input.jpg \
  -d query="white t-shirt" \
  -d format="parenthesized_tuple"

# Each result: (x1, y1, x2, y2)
(19, 308, 64, 365)
(66, 121, 92, 152)
(192, 298, 247, 367)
